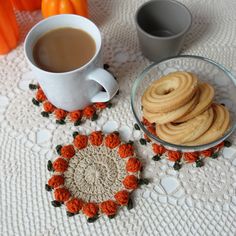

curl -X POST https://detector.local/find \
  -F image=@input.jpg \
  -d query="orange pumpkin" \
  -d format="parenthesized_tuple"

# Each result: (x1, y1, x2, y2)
(42, 0, 88, 18)
(0, 0, 19, 55)
(11, 0, 41, 11)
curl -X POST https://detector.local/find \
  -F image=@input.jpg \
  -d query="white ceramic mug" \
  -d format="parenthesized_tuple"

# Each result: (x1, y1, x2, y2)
(24, 14, 119, 111)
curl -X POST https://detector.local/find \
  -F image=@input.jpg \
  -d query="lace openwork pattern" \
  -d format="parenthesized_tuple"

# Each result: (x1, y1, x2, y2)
(0, 0, 236, 235)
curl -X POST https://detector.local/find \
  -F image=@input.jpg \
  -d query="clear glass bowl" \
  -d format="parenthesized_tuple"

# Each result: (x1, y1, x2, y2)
(131, 55, 236, 152)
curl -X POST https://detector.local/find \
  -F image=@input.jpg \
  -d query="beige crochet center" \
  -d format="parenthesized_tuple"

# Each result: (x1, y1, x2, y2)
(63, 144, 137, 203)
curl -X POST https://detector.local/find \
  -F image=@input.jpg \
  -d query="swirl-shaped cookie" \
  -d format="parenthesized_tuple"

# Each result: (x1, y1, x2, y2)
(156, 107, 214, 145)
(143, 89, 200, 124)
(184, 104, 230, 146)
(142, 71, 198, 112)
(175, 83, 214, 122)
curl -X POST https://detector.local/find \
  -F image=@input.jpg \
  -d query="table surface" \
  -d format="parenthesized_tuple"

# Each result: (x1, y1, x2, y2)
(1, 0, 236, 235)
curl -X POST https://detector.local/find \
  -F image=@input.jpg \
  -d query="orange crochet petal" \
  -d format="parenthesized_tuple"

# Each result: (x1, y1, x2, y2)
(73, 135, 88, 149)
(82, 203, 99, 218)
(123, 175, 138, 189)
(167, 151, 182, 162)
(61, 145, 75, 159)
(36, 88, 47, 102)
(200, 149, 213, 157)
(184, 152, 199, 163)
(43, 101, 55, 113)
(100, 200, 118, 216)
(89, 131, 103, 146)
(105, 133, 121, 149)
(48, 175, 64, 188)
(83, 105, 95, 118)
(152, 143, 166, 155)
(54, 109, 68, 120)
(114, 190, 129, 205)
(118, 144, 134, 158)
(54, 188, 71, 202)
(126, 158, 141, 172)
(52, 158, 68, 172)
(66, 198, 83, 213)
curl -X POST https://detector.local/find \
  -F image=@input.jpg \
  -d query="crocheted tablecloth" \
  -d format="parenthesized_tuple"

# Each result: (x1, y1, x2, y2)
(1, 0, 236, 235)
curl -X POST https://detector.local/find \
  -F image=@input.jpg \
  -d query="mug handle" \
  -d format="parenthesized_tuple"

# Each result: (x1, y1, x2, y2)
(86, 68, 119, 102)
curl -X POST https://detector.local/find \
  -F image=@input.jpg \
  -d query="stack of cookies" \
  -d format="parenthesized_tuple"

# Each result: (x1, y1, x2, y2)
(142, 71, 230, 146)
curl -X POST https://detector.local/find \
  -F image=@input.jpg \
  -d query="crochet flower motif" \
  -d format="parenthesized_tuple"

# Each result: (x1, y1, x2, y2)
(137, 117, 230, 170)
(30, 84, 112, 125)
(46, 131, 146, 222)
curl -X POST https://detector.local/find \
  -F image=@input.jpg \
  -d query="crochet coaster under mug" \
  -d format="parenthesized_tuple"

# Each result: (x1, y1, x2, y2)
(29, 64, 117, 126)
(46, 131, 147, 222)
(30, 83, 113, 125)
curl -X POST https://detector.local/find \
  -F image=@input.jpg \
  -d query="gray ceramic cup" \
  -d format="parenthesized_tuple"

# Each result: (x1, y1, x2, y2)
(135, 0, 192, 62)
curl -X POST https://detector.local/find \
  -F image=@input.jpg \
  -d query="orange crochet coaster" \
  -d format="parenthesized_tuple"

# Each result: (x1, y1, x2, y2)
(45, 131, 147, 222)
(29, 65, 116, 125)
(30, 84, 112, 125)
(135, 118, 231, 170)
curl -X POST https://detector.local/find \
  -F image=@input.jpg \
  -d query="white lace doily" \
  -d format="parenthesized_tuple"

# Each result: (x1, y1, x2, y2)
(0, 0, 236, 235)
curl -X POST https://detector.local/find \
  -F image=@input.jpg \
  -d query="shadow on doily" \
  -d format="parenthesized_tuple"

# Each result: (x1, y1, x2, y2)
(181, 3, 211, 52)
(89, 0, 119, 28)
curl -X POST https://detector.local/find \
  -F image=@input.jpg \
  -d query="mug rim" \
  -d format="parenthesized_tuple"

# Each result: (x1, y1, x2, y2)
(135, 0, 192, 40)
(24, 14, 101, 76)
